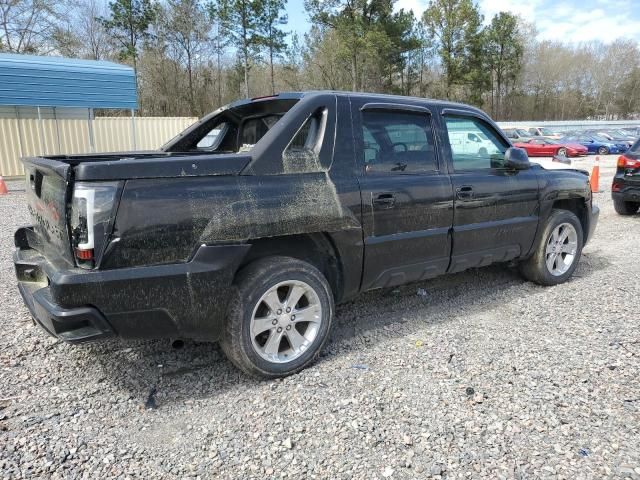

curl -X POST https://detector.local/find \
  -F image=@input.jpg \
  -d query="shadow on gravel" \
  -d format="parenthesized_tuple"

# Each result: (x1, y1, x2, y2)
(572, 250, 612, 280)
(79, 263, 544, 408)
(76, 250, 610, 408)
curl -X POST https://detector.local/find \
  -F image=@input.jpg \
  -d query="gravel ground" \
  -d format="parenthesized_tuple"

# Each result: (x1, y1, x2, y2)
(1, 156, 639, 479)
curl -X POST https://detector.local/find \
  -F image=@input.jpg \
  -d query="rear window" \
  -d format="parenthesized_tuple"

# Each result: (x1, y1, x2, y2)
(164, 98, 299, 153)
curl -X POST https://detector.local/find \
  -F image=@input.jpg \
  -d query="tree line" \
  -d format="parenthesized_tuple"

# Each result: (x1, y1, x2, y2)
(1, 0, 639, 120)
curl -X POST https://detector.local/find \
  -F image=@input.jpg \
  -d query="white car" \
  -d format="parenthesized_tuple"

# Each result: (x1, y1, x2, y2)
(524, 126, 563, 140)
(448, 131, 501, 156)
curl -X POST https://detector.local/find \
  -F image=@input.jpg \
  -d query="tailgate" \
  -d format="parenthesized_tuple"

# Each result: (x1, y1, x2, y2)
(22, 157, 74, 265)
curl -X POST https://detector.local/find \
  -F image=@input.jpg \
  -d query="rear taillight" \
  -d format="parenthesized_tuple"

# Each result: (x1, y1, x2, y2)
(617, 155, 640, 169)
(70, 182, 120, 269)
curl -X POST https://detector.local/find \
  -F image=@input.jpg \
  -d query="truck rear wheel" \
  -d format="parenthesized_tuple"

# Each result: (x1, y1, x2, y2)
(221, 256, 334, 378)
(613, 198, 639, 215)
(519, 209, 583, 286)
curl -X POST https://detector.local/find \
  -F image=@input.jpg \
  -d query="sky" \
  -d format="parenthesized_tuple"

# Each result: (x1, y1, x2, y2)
(286, 0, 640, 44)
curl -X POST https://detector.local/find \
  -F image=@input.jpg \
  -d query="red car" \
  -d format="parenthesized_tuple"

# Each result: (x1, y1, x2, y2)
(514, 138, 588, 157)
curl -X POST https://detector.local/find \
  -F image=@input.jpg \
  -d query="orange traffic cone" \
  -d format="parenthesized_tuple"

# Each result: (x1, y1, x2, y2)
(590, 156, 600, 193)
(0, 176, 7, 195)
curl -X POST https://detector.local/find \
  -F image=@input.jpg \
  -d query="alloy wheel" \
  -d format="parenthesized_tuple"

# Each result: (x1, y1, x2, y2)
(545, 222, 578, 276)
(250, 280, 323, 363)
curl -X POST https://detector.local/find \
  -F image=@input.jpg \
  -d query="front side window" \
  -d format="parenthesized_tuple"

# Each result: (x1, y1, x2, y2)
(361, 110, 437, 174)
(444, 116, 508, 171)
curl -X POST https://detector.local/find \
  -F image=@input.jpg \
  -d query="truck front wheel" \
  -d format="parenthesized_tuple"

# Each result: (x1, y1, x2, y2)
(519, 209, 584, 286)
(221, 256, 334, 378)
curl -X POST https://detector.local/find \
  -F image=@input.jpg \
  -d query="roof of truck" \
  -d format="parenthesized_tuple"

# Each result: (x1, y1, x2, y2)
(301, 90, 483, 110)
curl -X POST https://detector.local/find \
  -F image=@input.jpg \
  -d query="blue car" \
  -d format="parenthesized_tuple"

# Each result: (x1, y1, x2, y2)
(559, 134, 627, 155)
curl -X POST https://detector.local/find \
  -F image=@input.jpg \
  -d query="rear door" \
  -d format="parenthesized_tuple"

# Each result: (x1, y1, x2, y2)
(440, 110, 540, 272)
(352, 100, 454, 290)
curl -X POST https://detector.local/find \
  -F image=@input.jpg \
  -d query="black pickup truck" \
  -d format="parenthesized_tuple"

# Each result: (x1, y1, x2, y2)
(14, 91, 599, 377)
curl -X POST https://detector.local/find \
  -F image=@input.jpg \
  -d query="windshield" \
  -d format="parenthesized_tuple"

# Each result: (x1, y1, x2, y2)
(516, 129, 529, 136)
(539, 127, 558, 135)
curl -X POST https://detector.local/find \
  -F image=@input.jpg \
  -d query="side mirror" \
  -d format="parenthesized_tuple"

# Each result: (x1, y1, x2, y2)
(504, 147, 531, 170)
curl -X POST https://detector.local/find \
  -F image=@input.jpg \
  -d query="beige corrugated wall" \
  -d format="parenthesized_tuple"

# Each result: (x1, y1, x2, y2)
(0, 116, 197, 177)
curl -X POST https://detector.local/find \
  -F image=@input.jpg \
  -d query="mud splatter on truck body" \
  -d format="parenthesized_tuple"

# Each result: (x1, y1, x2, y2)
(13, 90, 599, 376)
(15, 92, 365, 341)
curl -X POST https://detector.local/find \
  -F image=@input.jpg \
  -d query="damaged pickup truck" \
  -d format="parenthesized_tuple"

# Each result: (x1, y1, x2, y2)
(14, 91, 599, 377)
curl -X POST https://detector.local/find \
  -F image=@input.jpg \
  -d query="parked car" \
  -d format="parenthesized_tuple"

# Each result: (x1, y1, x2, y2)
(13, 91, 599, 378)
(560, 133, 626, 155)
(612, 139, 640, 215)
(513, 138, 588, 157)
(620, 127, 640, 138)
(590, 130, 635, 149)
(525, 126, 563, 140)
(447, 130, 502, 157)
(502, 127, 533, 141)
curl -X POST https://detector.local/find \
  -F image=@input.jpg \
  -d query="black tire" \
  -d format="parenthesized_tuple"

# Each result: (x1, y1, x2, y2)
(557, 147, 567, 157)
(613, 198, 639, 215)
(519, 209, 584, 286)
(220, 256, 334, 378)
(597, 146, 609, 155)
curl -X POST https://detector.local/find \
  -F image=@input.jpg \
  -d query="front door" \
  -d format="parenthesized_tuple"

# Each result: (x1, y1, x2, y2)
(442, 111, 540, 273)
(353, 101, 454, 290)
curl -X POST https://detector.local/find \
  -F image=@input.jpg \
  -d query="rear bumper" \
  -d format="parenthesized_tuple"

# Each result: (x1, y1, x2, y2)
(17, 281, 114, 343)
(14, 226, 250, 343)
(612, 185, 640, 203)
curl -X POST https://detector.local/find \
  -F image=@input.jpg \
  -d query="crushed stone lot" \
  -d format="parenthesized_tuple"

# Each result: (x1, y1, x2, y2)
(1, 156, 639, 479)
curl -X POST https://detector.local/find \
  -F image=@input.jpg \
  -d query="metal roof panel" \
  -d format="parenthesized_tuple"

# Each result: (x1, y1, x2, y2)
(0, 53, 137, 109)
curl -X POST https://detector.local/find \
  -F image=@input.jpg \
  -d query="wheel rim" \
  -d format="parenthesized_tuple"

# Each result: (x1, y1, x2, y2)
(545, 222, 578, 276)
(250, 280, 323, 364)
(558, 148, 566, 156)
(598, 147, 607, 154)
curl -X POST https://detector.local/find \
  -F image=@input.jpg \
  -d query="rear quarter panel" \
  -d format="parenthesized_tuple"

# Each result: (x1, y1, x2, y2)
(102, 173, 362, 269)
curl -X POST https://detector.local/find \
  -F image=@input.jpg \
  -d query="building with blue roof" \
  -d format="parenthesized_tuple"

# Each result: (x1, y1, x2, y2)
(0, 53, 137, 109)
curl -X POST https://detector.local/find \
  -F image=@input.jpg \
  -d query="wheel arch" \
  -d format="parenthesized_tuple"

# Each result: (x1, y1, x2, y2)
(551, 198, 588, 241)
(239, 233, 345, 302)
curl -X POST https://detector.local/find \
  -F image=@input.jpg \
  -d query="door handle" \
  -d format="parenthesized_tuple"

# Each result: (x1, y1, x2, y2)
(373, 193, 396, 209)
(456, 185, 474, 200)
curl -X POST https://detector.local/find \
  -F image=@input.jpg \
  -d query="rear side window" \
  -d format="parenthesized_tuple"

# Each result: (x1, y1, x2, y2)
(444, 116, 508, 171)
(361, 110, 437, 174)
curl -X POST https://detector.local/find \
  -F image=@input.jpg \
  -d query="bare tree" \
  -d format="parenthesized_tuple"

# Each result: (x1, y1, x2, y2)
(0, 0, 62, 53)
